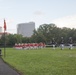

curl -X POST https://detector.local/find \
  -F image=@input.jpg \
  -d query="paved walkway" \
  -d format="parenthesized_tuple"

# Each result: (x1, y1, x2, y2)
(0, 57, 20, 75)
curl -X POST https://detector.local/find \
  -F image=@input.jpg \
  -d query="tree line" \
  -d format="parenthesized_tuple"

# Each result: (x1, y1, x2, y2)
(0, 23, 76, 47)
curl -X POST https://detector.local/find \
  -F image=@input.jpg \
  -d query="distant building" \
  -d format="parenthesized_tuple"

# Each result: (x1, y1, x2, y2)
(0, 26, 2, 32)
(0, 26, 10, 38)
(17, 22, 35, 37)
(0, 32, 10, 38)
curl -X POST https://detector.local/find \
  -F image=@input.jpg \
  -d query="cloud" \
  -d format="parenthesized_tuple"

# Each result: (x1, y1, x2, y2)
(33, 11, 44, 15)
(52, 15, 76, 28)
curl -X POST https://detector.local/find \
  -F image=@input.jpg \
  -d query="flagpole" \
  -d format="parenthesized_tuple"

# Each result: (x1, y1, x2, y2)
(4, 29, 6, 57)
(4, 19, 6, 57)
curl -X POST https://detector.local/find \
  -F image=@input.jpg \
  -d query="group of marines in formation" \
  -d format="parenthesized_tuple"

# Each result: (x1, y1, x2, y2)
(52, 37, 73, 50)
(14, 42, 46, 49)
(14, 37, 73, 50)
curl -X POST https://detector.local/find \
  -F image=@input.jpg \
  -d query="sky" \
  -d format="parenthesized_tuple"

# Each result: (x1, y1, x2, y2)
(0, 0, 76, 33)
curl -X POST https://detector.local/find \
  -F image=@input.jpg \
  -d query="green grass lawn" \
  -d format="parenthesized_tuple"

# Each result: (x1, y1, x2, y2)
(2, 47, 76, 75)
